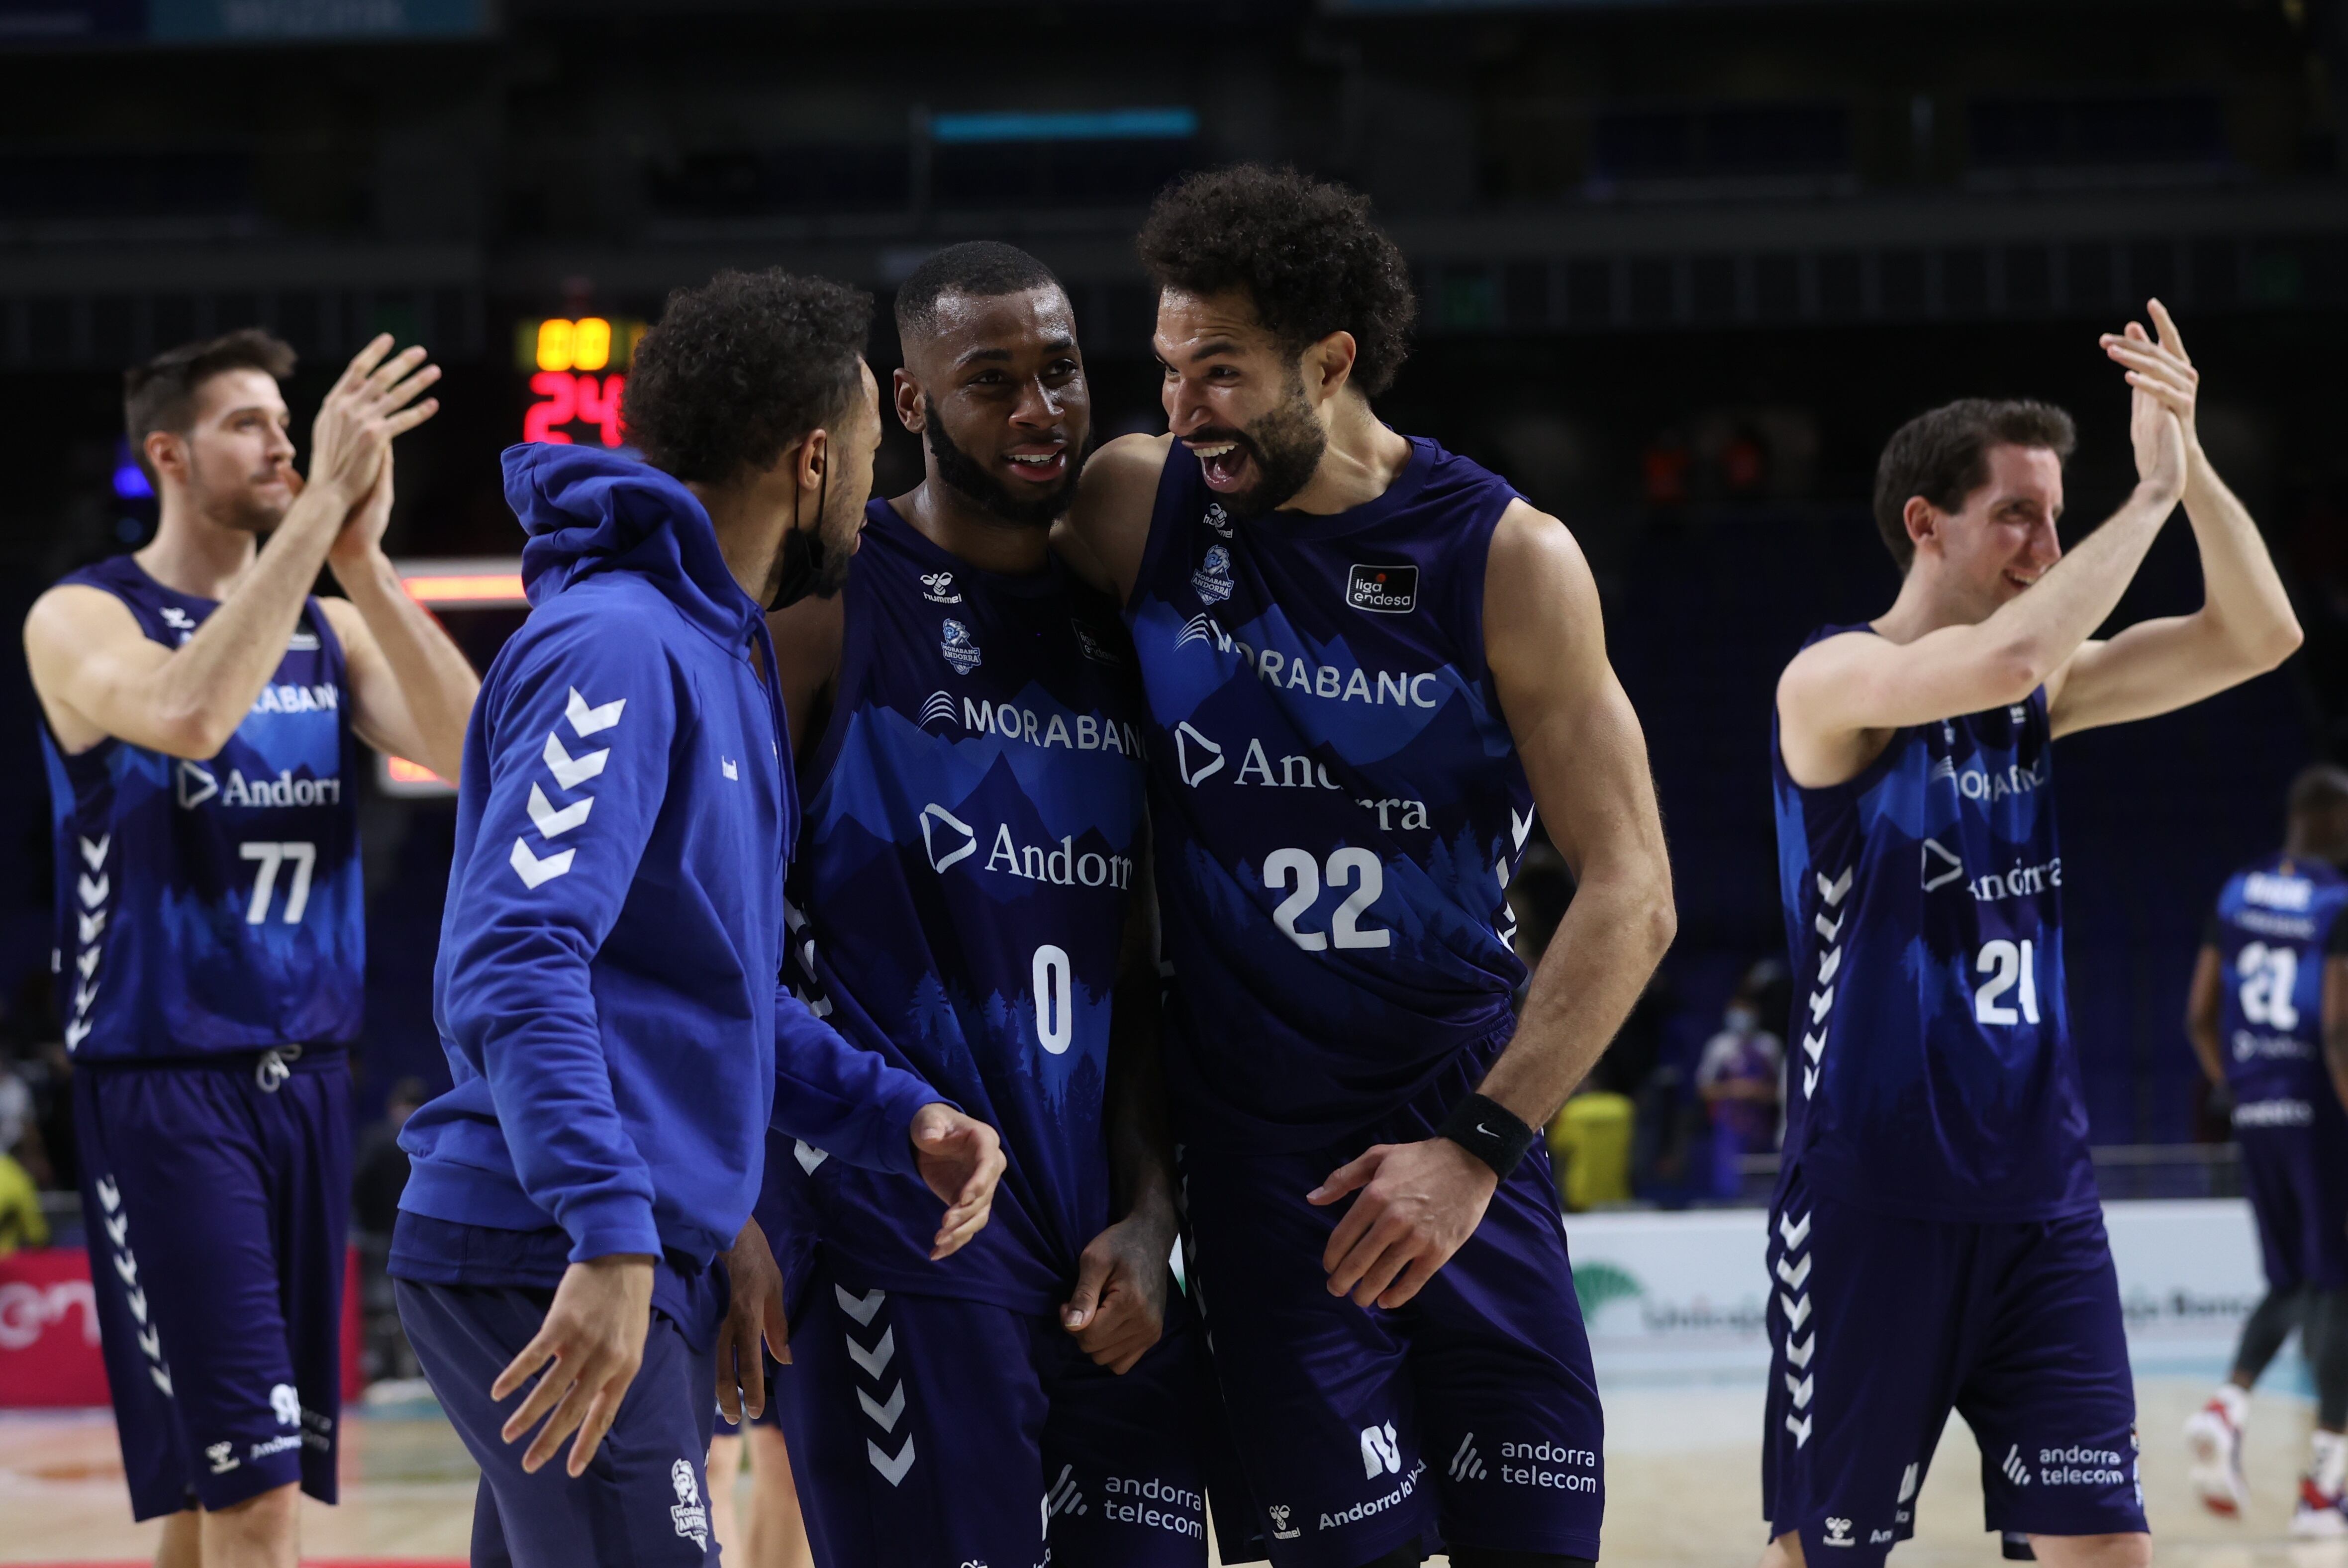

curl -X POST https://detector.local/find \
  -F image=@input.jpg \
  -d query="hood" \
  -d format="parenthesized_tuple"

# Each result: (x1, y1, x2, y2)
(502, 443, 757, 649)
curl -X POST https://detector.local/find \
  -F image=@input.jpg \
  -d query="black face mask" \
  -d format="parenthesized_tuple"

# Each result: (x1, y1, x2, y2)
(768, 463, 850, 610)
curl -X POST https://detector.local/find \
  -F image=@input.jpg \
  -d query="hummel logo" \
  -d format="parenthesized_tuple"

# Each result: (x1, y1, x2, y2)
(846, 1328, 895, 1380)
(1817, 867, 1853, 906)
(867, 1435, 915, 1487)
(1823, 1517, 1855, 1548)
(2001, 1445, 2031, 1487)
(793, 1140, 828, 1175)
(508, 838, 575, 889)
(1448, 1432, 1487, 1482)
(835, 1286, 885, 1327)
(79, 834, 108, 870)
(857, 1380, 905, 1432)
(919, 571, 962, 604)
(565, 687, 626, 736)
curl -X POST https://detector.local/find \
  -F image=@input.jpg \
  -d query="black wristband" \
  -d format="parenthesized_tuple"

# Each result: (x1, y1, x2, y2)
(1436, 1092, 1539, 1180)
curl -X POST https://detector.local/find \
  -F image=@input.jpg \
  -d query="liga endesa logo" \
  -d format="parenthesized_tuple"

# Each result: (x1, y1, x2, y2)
(1347, 563, 1419, 614)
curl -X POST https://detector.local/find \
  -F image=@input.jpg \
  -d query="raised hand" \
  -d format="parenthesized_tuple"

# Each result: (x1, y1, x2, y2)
(489, 1253, 654, 1476)
(307, 333, 441, 507)
(2101, 299, 2200, 449)
(909, 1103, 1006, 1260)
(329, 445, 396, 575)
(1309, 1136, 1498, 1310)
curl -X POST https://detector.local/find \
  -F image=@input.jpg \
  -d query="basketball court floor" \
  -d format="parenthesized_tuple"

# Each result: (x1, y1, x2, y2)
(2, 1376, 2329, 1566)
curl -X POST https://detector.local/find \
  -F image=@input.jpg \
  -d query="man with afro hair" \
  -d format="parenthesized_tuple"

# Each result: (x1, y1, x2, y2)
(1058, 165, 1675, 1568)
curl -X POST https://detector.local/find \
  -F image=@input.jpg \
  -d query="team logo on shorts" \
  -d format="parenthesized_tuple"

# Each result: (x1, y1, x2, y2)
(205, 1441, 239, 1474)
(669, 1458, 710, 1550)
(1360, 1421, 1403, 1478)
(1821, 1517, 1855, 1548)
(270, 1383, 300, 1427)
(940, 619, 983, 675)
(1346, 563, 1418, 614)
(1191, 545, 1235, 605)
(1267, 1503, 1300, 1540)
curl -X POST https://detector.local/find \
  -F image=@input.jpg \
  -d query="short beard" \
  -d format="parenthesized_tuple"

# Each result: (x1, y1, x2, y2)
(925, 395, 1075, 529)
(189, 447, 290, 535)
(1202, 376, 1326, 521)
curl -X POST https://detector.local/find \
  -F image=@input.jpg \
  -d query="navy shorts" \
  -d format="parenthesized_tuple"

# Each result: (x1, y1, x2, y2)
(2238, 1124, 2348, 1293)
(1180, 1128, 1605, 1568)
(772, 1248, 1214, 1568)
(75, 1052, 349, 1519)
(397, 1278, 720, 1568)
(1762, 1167, 2147, 1565)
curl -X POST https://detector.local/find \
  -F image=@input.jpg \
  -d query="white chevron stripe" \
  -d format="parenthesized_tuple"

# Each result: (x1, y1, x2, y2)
(78, 909, 105, 943)
(1803, 1066, 1819, 1097)
(1803, 1029, 1827, 1063)
(1786, 1372, 1814, 1408)
(856, 1381, 905, 1432)
(1809, 987, 1834, 1022)
(509, 838, 576, 888)
(834, 1286, 885, 1327)
(1785, 1334, 1815, 1369)
(79, 834, 108, 869)
(1785, 1413, 1812, 1446)
(1817, 867, 1852, 906)
(866, 1435, 915, 1486)
(1777, 1211, 1811, 1250)
(78, 873, 108, 908)
(65, 1018, 92, 1050)
(1814, 909, 1844, 942)
(1817, 946, 1842, 983)
(565, 687, 627, 735)
(846, 1327, 895, 1380)
(1774, 1254, 1812, 1290)
(1781, 1293, 1812, 1330)
(526, 783, 593, 838)
(542, 733, 609, 789)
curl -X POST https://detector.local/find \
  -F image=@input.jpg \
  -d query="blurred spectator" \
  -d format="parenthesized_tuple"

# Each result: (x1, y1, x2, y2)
(0, 1043, 58, 1190)
(1696, 965, 1787, 1200)
(0, 1147, 47, 1253)
(1551, 1084, 1636, 1212)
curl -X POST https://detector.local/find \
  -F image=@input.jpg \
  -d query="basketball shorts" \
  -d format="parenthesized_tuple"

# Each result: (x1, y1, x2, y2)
(397, 1278, 721, 1568)
(74, 1052, 350, 1519)
(1762, 1165, 2146, 1566)
(772, 1248, 1217, 1568)
(1180, 1121, 1606, 1568)
(2238, 1123, 2348, 1294)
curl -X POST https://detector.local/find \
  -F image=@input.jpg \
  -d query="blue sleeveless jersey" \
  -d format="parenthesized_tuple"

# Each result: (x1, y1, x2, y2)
(2206, 852, 2348, 1124)
(778, 501, 1148, 1314)
(1771, 625, 2093, 1220)
(1123, 437, 1533, 1149)
(38, 554, 364, 1060)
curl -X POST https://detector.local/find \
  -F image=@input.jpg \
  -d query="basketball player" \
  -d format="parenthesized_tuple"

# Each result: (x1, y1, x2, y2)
(1763, 302, 2302, 1568)
(23, 330, 472, 1568)
(2182, 765, 2348, 1532)
(389, 270, 1004, 1568)
(1059, 167, 1677, 1568)
(762, 240, 1215, 1566)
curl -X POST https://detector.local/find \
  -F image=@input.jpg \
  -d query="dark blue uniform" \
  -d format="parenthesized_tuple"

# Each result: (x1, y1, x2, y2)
(1764, 627, 2144, 1563)
(42, 553, 360, 1519)
(769, 501, 1211, 1568)
(2207, 854, 2348, 1294)
(1122, 441, 1603, 1568)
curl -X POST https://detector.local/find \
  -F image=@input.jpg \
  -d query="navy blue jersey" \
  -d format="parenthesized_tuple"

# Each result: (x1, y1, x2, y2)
(1122, 438, 1534, 1149)
(778, 502, 1147, 1314)
(1772, 625, 2093, 1221)
(2206, 852, 2348, 1120)
(39, 555, 363, 1060)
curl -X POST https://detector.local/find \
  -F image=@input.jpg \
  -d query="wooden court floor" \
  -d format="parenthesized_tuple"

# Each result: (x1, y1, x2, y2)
(2, 1377, 2336, 1566)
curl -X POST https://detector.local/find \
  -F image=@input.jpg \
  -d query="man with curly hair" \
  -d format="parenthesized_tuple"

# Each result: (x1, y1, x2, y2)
(390, 268, 1005, 1568)
(1059, 165, 1675, 1568)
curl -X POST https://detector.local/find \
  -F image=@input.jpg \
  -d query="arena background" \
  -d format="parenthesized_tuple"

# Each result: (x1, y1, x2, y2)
(0, 0, 2345, 1561)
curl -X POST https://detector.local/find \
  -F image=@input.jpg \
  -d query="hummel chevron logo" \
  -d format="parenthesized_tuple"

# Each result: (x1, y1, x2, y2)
(79, 834, 108, 870)
(835, 1286, 885, 1327)
(1814, 909, 1845, 942)
(126, 1284, 147, 1323)
(1786, 1413, 1813, 1447)
(148, 1365, 173, 1397)
(866, 1435, 915, 1487)
(509, 838, 576, 889)
(846, 1327, 895, 1379)
(1804, 1066, 1819, 1097)
(1785, 1372, 1814, 1409)
(565, 687, 626, 736)
(1781, 1293, 1812, 1330)
(78, 874, 108, 908)
(138, 1323, 163, 1362)
(794, 1140, 829, 1175)
(1512, 807, 1536, 851)
(65, 1018, 92, 1050)
(78, 909, 106, 943)
(76, 948, 100, 979)
(105, 1211, 128, 1247)
(856, 1382, 905, 1432)
(96, 1177, 120, 1213)
(73, 982, 98, 1016)
(1809, 988, 1834, 1022)
(1817, 947, 1842, 984)
(1785, 1334, 1815, 1369)
(113, 1252, 139, 1287)
(1775, 1254, 1813, 1290)
(1803, 1030, 1826, 1063)
(526, 783, 593, 838)
(542, 734, 609, 789)
(1816, 867, 1852, 906)
(1778, 1211, 1811, 1249)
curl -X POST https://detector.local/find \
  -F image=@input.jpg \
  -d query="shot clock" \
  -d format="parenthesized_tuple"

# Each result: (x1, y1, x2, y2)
(514, 315, 647, 448)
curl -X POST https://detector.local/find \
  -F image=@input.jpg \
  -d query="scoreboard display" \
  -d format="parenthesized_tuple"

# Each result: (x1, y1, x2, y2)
(515, 316, 647, 448)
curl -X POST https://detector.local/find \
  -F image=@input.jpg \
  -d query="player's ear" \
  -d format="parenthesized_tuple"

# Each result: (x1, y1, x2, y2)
(143, 429, 185, 487)
(1902, 494, 1940, 562)
(1302, 330, 1357, 404)
(892, 367, 925, 435)
(791, 428, 830, 499)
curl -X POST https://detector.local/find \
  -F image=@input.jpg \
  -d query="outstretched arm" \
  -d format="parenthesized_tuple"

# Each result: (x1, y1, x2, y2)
(1313, 502, 1676, 1310)
(321, 451, 481, 783)
(2045, 302, 2303, 737)
(1064, 848, 1179, 1373)
(26, 336, 439, 759)
(1777, 373, 2187, 787)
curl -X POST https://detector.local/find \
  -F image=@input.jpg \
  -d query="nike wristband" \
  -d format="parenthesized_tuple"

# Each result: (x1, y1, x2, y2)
(1435, 1092, 1539, 1180)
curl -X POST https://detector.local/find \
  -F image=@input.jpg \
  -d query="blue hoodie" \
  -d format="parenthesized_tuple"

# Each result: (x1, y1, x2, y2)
(397, 444, 942, 1284)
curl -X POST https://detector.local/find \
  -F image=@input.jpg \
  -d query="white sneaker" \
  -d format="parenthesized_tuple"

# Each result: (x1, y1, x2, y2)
(2293, 1477, 2348, 1538)
(2185, 1399, 2247, 1517)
